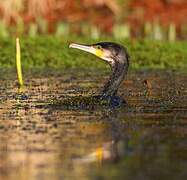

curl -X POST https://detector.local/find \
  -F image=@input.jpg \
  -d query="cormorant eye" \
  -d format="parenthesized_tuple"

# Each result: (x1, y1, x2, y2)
(96, 45, 102, 49)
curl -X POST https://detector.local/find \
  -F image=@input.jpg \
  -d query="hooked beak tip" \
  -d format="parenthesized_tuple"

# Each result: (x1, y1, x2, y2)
(69, 43, 76, 48)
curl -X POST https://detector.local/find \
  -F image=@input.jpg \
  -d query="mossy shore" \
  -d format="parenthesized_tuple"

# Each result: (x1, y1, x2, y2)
(0, 36, 186, 71)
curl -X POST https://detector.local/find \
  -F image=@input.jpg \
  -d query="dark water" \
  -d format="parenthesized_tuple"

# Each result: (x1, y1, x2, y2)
(0, 70, 186, 180)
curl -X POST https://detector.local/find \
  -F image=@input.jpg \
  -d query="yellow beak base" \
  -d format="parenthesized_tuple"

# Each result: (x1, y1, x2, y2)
(95, 49, 104, 58)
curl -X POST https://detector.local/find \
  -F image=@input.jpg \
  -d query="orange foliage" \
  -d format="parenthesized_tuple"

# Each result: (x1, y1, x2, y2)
(129, 0, 187, 26)
(0, 0, 186, 35)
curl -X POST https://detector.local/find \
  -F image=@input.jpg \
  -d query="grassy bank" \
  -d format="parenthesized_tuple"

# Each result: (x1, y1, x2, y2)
(0, 36, 186, 71)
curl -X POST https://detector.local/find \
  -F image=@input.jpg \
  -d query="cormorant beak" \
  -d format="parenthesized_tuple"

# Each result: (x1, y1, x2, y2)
(69, 43, 104, 59)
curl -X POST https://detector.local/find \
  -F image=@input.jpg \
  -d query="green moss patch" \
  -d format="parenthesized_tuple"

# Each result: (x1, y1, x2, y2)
(0, 36, 186, 71)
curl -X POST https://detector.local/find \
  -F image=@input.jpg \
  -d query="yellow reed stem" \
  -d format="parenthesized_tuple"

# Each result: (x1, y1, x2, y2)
(16, 37, 23, 87)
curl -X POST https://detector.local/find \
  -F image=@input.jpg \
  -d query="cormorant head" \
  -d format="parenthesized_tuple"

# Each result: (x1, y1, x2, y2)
(69, 42, 129, 103)
(69, 42, 128, 66)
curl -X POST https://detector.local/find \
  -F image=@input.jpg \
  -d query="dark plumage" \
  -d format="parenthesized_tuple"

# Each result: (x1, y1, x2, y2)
(69, 42, 130, 106)
(93, 42, 129, 97)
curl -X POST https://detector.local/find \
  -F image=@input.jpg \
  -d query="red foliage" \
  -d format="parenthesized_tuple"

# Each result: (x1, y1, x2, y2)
(129, 0, 187, 26)
(0, 0, 186, 35)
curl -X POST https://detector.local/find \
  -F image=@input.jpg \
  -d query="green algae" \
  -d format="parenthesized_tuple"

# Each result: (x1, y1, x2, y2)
(37, 95, 123, 110)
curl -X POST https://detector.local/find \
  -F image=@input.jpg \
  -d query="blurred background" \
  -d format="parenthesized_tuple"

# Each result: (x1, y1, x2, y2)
(0, 0, 186, 40)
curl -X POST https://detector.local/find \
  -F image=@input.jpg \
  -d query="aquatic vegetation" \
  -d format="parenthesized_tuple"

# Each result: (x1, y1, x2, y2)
(39, 95, 126, 110)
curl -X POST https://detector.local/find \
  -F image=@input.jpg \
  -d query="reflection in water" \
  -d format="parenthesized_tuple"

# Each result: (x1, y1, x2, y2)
(0, 70, 186, 180)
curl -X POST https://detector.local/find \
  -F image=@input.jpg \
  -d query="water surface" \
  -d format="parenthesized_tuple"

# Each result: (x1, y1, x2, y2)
(0, 69, 186, 180)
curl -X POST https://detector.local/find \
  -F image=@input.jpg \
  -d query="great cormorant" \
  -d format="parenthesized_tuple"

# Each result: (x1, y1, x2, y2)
(69, 42, 130, 106)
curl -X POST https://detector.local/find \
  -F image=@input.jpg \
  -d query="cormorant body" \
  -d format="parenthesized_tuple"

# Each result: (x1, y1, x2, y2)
(69, 42, 130, 107)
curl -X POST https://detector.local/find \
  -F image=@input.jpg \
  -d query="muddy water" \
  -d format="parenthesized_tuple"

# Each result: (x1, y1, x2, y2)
(0, 70, 186, 180)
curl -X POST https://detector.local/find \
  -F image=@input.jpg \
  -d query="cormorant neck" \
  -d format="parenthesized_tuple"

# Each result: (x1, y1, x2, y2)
(101, 54, 129, 98)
